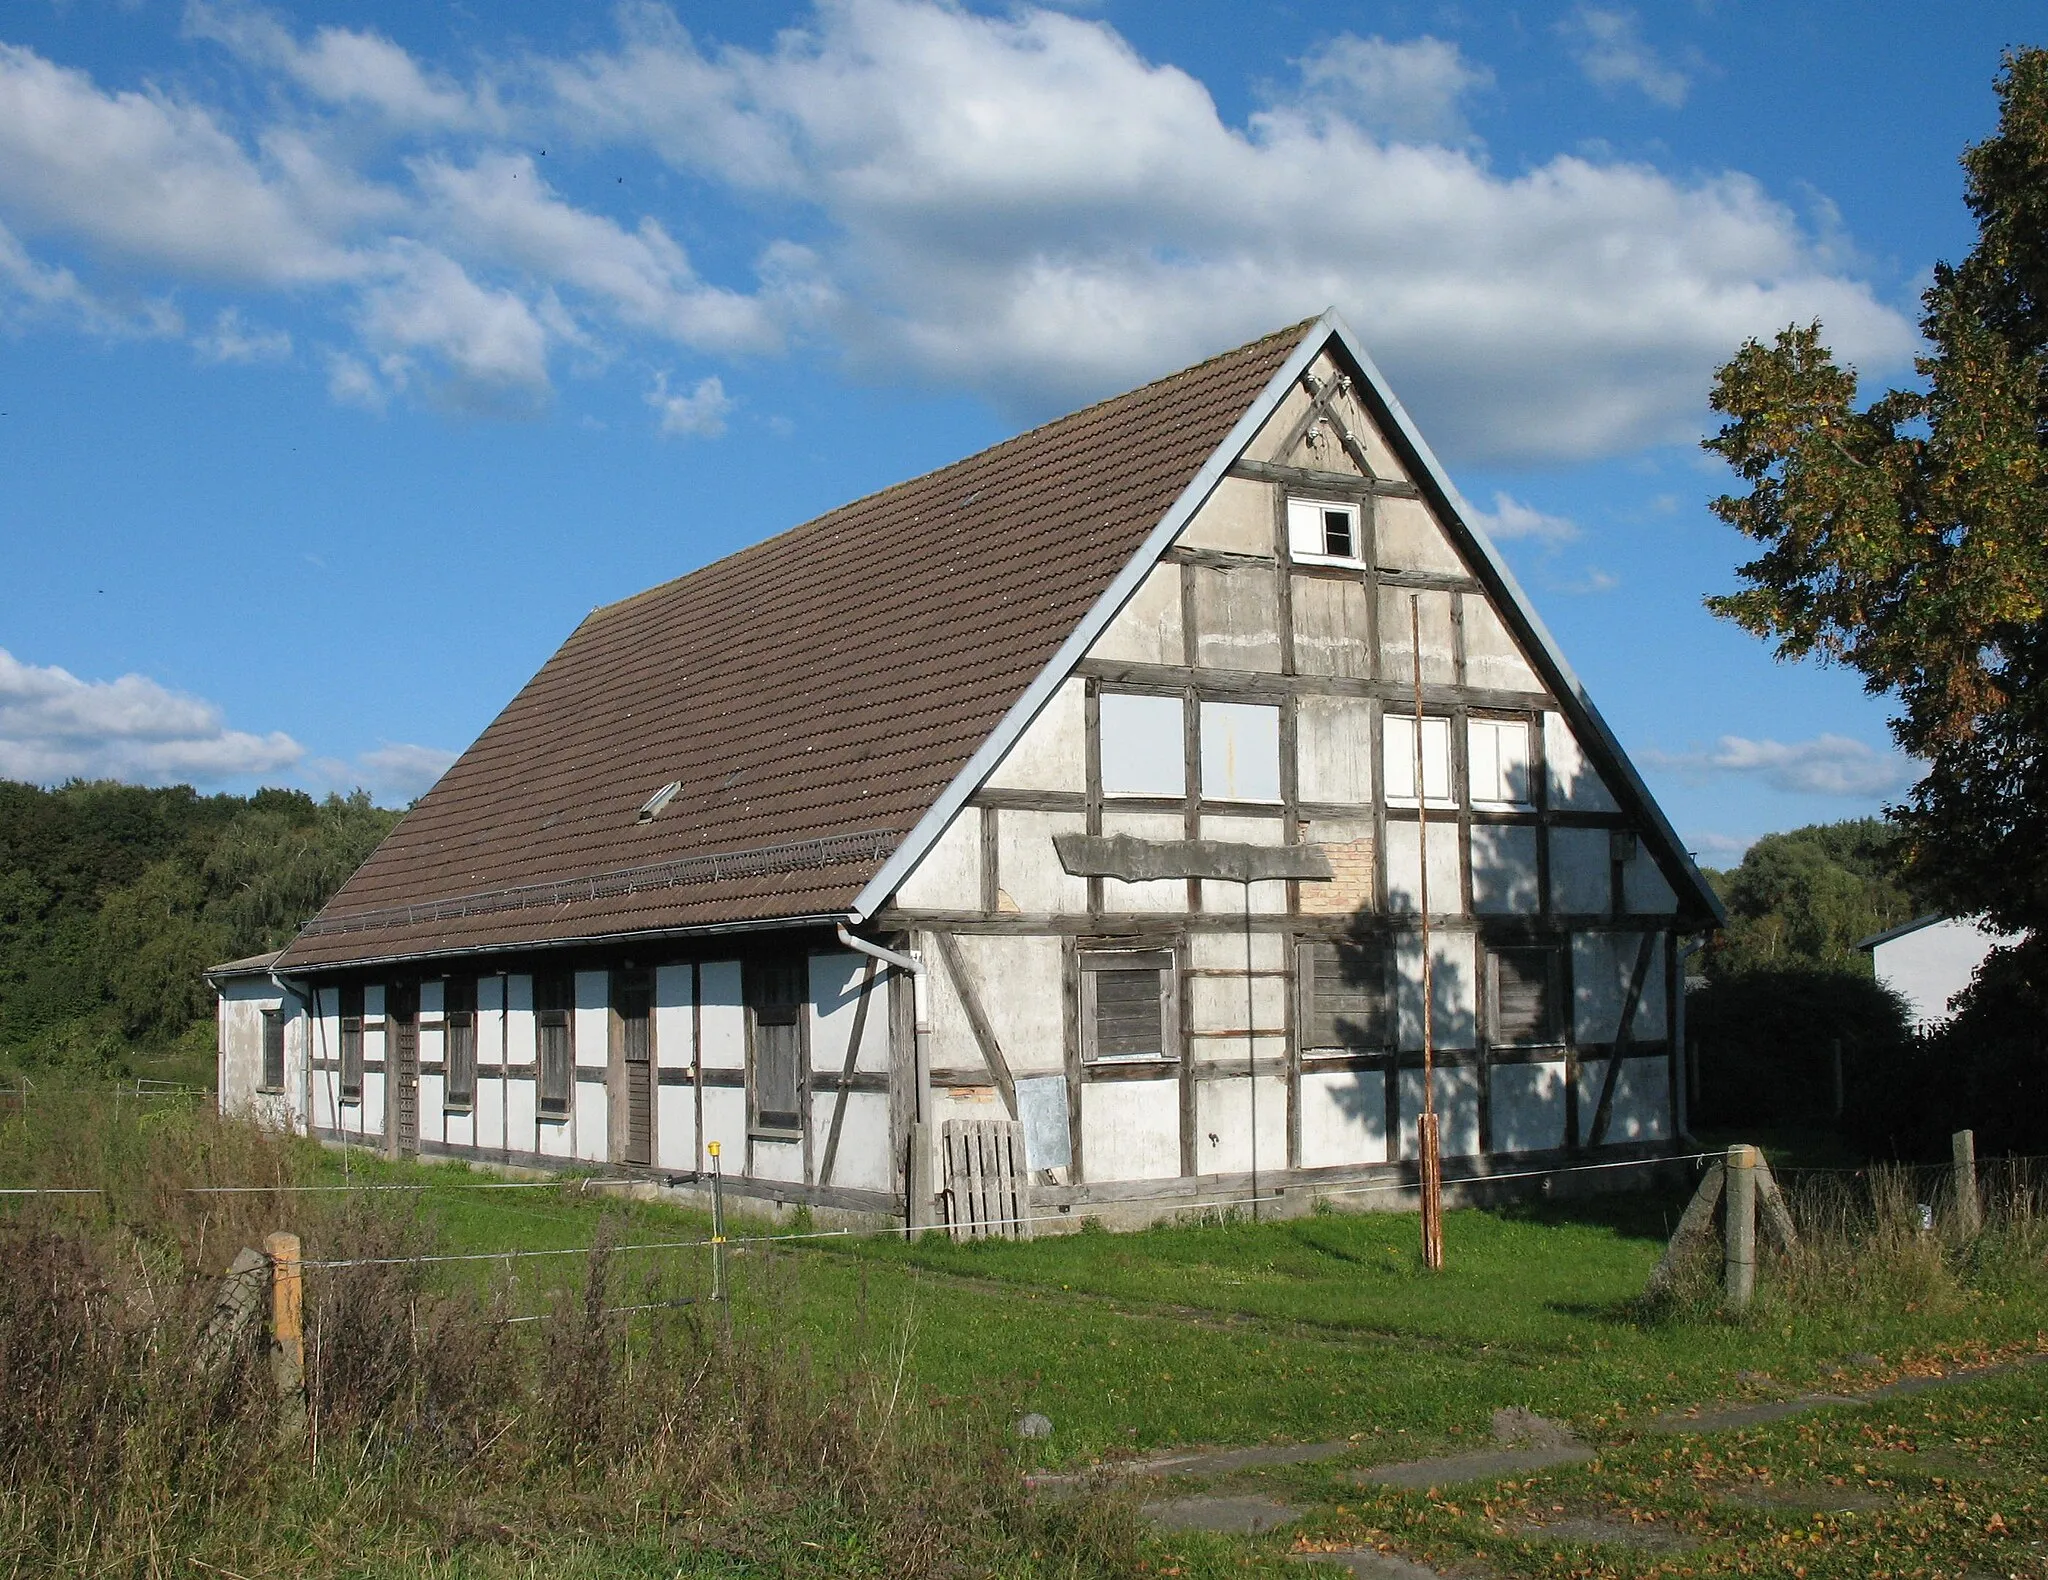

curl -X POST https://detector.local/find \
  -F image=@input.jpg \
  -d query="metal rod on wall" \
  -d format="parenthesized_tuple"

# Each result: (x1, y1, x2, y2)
(1411, 594, 1444, 1271)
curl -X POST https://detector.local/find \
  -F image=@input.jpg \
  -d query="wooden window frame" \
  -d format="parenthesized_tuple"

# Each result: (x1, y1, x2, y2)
(1468, 715, 1536, 812)
(338, 983, 364, 1102)
(259, 1007, 286, 1093)
(1489, 944, 1564, 1048)
(444, 976, 477, 1112)
(535, 971, 574, 1119)
(745, 956, 807, 1140)
(1298, 937, 1392, 1060)
(1078, 947, 1178, 1065)
(1286, 496, 1366, 568)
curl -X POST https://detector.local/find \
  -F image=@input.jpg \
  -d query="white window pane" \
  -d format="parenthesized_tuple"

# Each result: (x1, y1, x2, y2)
(1469, 719, 1532, 807)
(1199, 701, 1281, 802)
(1383, 715, 1453, 806)
(1100, 693, 1185, 797)
(1287, 498, 1360, 563)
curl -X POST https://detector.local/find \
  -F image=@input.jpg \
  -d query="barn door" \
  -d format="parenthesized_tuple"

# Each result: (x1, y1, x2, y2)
(613, 970, 654, 1167)
(387, 982, 420, 1159)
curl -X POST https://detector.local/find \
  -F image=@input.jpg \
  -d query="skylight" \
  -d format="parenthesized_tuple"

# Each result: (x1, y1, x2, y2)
(637, 780, 683, 822)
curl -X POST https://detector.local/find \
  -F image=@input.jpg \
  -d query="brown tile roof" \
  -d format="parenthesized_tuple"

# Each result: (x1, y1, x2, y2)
(278, 322, 1311, 970)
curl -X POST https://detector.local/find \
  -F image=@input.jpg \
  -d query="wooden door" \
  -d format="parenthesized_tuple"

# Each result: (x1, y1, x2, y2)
(388, 982, 420, 1158)
(615, 971, 654, 1167)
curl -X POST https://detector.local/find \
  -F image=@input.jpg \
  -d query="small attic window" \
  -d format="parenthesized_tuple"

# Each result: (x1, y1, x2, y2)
(637, 780, 683, 823)
(1287, 497, 1363, 567)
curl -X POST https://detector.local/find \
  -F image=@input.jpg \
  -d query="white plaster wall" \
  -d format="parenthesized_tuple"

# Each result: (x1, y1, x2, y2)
(1490, 1062, 1568, 1153)
(955, 934, 1063, 1077)
(1193, 1074, 1288, 1175)
(1177, 474, 1274, 555)
(1576, 1056, 1671, 1143)
(1385, 818, 1464, 915)
(1192, 565, 1283, 672)
(1472, 824, 1541, 914)
(1376, 498, 1465, 576)
(821, 1091, 893, 1191)
(1290, 578, 1372, 678)
(985, 677, 1086, 793)
(698, 960, 747, 1170)
(1544, 714, 1620, 811)
(1089, 564, 1184, 666)
(1378, 586, 1457, 685)
(1300, 1067, 1389, 1167)
(573, 970, 609, 1163)
(418, 982, 445, 1148)
(1398, 1066, 1482, 1157)
(1623, 855, 1679, 915)
(1395, 930, 1478, 1050)
(1099, 810, 1188, 912)
(477, 975, 507, 1156)
(505, 974, 537, 1155)
(995, 808, 1090, 914)
(357, 985, 386, 1139)
(217, 982, 286, 1122)
(1549, 826, 1612, 915)
(1191, 930, 1287, 973)
(1081, 1080, 1181, 1181)
(894, 809, 981, 911)
(810, 950, 891, 1076)
(1462, 602, 1544, 693)
(1871, 918, 2005, 1029)
(753, 1137, 805, 1183)
(1296, 695, 1373, 805)
(309, 990, 341, 1135)
(1571, 933, 1668, 1044)
(1198, 812, 1288, 913)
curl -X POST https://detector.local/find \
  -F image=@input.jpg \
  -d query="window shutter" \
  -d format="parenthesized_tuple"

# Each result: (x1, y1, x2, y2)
(444, 977, 477, 1109)
(1493, 948, 1558, 1044)
(1304, 939, 1390, 1052)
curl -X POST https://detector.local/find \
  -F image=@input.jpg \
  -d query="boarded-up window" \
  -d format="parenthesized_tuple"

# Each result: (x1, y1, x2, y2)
(1300, 939, 1390, 1056)
(260, 1008, 286, 1091)
(747, 958, 805, 1135)
(1199, 701, 1282, 803)
(1468, 717, 1534, 809)
(1491, 947, 1561, 1045)
(339, 984, 364, 1100)
(535, 971, 574, 1117)
(1099, 692, 1186, 798)
(1080, 948, 1175, 1062)
(444, 977, 476, 1110)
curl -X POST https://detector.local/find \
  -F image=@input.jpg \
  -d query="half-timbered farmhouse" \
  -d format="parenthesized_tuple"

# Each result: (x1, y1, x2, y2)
(213, 311, 1722, 1229)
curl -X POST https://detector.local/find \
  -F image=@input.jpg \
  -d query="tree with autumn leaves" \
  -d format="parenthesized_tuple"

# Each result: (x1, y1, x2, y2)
(1705, 48, 2048, 991)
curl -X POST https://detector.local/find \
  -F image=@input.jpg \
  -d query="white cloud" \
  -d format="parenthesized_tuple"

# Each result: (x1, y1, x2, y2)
(1687, 831, 1757, 867)
(0, 647, 302, 785)
(547, 0, 1913, 460)
(0, 42, 359, 285)
(186, 3, 487, 129)
(0, 5, 1918, 459)
(1549, 565, 1619, 595)
(1561, 6, 1689, 109)
(194, 306, 291, 363)
(358, 742, 457, 798)
(1465, 491, 1579, 547)
(1642, 734, 1915, 798)
(1290, 33, 1492, 143)
(0, 218, 182, 337)
(648, 371, 732, 437)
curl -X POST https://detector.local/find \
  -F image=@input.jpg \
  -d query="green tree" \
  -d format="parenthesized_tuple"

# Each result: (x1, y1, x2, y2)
(1708, 819, 1920, 976)
(1703, 49, 2048, 948)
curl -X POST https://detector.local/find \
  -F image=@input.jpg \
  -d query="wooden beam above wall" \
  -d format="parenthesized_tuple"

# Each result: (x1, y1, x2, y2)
(1229, 459, 1423, 499)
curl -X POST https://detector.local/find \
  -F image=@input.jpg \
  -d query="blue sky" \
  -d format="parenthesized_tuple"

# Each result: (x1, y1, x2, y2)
(0, 1, 2036, 866)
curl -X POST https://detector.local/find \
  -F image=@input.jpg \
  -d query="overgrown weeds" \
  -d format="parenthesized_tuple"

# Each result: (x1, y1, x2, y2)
(0, 1095, 1141, 1577)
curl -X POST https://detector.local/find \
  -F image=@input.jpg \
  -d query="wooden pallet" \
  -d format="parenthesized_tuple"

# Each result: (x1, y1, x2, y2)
(940, 1119, 1032, 1241)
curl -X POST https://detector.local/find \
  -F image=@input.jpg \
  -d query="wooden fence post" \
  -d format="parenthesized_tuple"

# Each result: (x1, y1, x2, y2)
(264, 1230, 306, 1439)
(1724, 1145, 1757, 1312)
(1952, 1129, 1982, 1237)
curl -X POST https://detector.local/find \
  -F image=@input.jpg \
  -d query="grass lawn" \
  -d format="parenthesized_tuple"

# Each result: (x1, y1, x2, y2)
(301, 1144, 2048, 1470)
